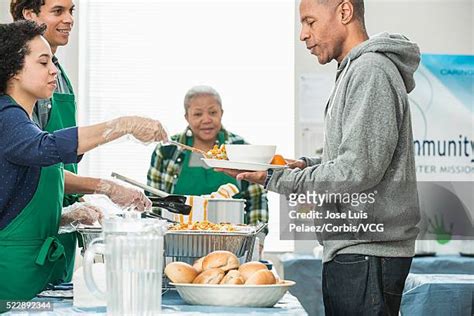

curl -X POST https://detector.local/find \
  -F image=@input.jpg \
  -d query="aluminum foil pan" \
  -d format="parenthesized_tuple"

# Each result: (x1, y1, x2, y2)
(77, 223, 267, 262)
(164, 223, 266, 260)
(164, 230, 253, 258)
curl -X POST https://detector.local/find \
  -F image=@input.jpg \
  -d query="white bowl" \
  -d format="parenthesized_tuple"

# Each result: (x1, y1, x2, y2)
(171, 280, 295, 307)
(225, 145, 276, 164)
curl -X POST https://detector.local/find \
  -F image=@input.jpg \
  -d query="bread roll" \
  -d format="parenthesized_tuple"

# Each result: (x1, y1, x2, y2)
(164, 262, 198, 283)
(244, 269, 276, 285)
(192, 268, 225, 284)
(193, 256, 205, 273)
(202, 251, 239, 272)
(238, 261, 268, 281)
(219, 270, 244, 285)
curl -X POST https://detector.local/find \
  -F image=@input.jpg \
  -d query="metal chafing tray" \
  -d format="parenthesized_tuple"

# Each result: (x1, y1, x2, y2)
(164, 223, 266, 262)
(77, 222, 266, 262)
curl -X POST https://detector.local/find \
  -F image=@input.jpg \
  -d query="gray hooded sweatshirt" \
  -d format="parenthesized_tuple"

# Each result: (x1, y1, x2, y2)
(267, 33, 421, 262)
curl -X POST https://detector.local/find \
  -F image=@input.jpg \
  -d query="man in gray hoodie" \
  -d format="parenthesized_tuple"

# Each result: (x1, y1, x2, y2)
(218, 0, 421, 315)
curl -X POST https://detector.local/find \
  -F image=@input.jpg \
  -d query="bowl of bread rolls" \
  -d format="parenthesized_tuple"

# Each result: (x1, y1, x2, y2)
(164, 250, 295, 307)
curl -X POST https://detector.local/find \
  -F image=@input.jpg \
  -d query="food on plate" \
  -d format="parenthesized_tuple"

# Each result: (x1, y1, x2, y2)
(206, 144, 227, 160)
(220, 270, 244, 285)
(164, 262, 198, 283)
(270, 154, 287, 165)
(238, 261, 268, 281)
(244, 269, 276, 285)
(193, 256, 205, 273)
(202, 250, 240, 272)
(169, 220, 236, 232)
(193, 268, 225, 284)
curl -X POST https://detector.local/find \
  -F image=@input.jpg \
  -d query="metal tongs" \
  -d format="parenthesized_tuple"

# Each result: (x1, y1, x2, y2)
(110, 172, 192, 222)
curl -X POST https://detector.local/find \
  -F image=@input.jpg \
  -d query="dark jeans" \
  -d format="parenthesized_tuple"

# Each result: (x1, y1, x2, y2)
(322, 254, 412, 316)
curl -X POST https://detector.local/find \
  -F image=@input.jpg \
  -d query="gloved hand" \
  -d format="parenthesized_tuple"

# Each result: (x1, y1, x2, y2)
(94, 179, 152, 211)
(60, 202, 104, 226)
(104, 116, 168, 144)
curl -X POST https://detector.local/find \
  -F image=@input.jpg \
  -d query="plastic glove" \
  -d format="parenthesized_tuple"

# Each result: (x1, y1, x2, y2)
(60, 202, 104, 226)
(94, 179, 152, 212)
(104, 116, 168, 144)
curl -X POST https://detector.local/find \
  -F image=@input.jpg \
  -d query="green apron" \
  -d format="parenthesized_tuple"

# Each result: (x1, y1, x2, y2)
(44, 64, 78, 283)
(49, 63, 79, 203)
(0, 163, 65, 304)
(173, 135, 239, 196)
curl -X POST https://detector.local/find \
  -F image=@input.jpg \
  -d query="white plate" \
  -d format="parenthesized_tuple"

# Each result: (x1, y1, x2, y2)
(202, 158, 287, 171)
(170, 280, 295, 307)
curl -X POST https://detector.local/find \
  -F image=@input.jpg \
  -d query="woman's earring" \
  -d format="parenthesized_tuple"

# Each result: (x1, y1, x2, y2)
(186, 128, 193, 137)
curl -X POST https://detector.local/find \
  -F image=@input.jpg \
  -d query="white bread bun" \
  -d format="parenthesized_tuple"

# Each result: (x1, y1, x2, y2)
(192, 268, 225, 284)
(164, 262, 198, 283)
(244, 269, 276, 285)
(219, 270, 244, 285)
(202, 251, 240, 272)
(193, 256, 205, 273)
(238, 261, 268, 281)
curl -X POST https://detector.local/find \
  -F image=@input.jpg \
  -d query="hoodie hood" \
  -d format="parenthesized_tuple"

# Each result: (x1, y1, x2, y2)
(338, 32, 421, 93)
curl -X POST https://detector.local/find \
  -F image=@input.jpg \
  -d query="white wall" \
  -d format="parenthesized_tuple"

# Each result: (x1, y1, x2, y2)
(293, 0, 474, 253)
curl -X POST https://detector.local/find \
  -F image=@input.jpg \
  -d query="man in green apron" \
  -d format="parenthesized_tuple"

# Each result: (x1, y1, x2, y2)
(11, 0, 152, 283)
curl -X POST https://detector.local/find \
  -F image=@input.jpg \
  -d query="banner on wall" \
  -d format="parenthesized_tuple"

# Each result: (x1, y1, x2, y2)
(409, 54, 473, 245)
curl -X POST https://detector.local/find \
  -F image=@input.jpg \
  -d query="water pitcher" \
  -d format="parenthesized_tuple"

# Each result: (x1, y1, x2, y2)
(84, 216, 166, 315)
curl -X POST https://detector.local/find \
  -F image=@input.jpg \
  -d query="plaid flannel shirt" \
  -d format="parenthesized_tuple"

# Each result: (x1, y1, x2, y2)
(147, 129, 269, 229)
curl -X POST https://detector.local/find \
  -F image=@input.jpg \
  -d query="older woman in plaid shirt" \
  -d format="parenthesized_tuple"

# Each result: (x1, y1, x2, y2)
(147, 86, 269, 242)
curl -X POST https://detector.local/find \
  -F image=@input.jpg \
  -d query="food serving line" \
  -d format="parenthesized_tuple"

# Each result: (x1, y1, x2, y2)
(20, 160, 305, 316)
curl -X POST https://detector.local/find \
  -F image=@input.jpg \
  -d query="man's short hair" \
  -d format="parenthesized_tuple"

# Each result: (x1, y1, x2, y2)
(10, 0, 45, 21)
(318, 0, 365, 25)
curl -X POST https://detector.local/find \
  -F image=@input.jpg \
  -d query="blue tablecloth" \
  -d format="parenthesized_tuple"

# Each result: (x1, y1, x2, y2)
(6, 290, 307, 315)
(408, 255, 474, 274)
(280, 254, 474, 316)
(401, 274, 474, 316)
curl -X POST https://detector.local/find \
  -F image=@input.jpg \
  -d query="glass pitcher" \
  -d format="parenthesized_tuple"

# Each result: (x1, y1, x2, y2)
(83, 216, 166, 315)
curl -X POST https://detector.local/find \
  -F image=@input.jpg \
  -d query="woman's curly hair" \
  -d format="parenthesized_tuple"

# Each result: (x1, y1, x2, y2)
(0, 20, 46, 94)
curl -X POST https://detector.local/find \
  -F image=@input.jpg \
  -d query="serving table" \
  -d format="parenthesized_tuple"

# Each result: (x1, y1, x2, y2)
(5, 290, 307, 315)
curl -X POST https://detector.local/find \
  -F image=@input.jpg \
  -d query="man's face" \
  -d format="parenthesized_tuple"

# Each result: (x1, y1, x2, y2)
(24, 0, 75, 53)
(299, 0, 344, 64)
(185, 95, 223, 144)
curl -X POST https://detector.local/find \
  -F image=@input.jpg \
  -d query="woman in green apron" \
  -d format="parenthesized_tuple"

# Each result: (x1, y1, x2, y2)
(147, 86, 269, 229)
(0, 21, 168, 306)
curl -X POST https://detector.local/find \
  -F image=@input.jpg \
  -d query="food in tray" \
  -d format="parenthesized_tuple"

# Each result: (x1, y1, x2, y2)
(206, 144, 228, 160)
(164, 250, 277, 286)
(169, 220, 237, 232)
